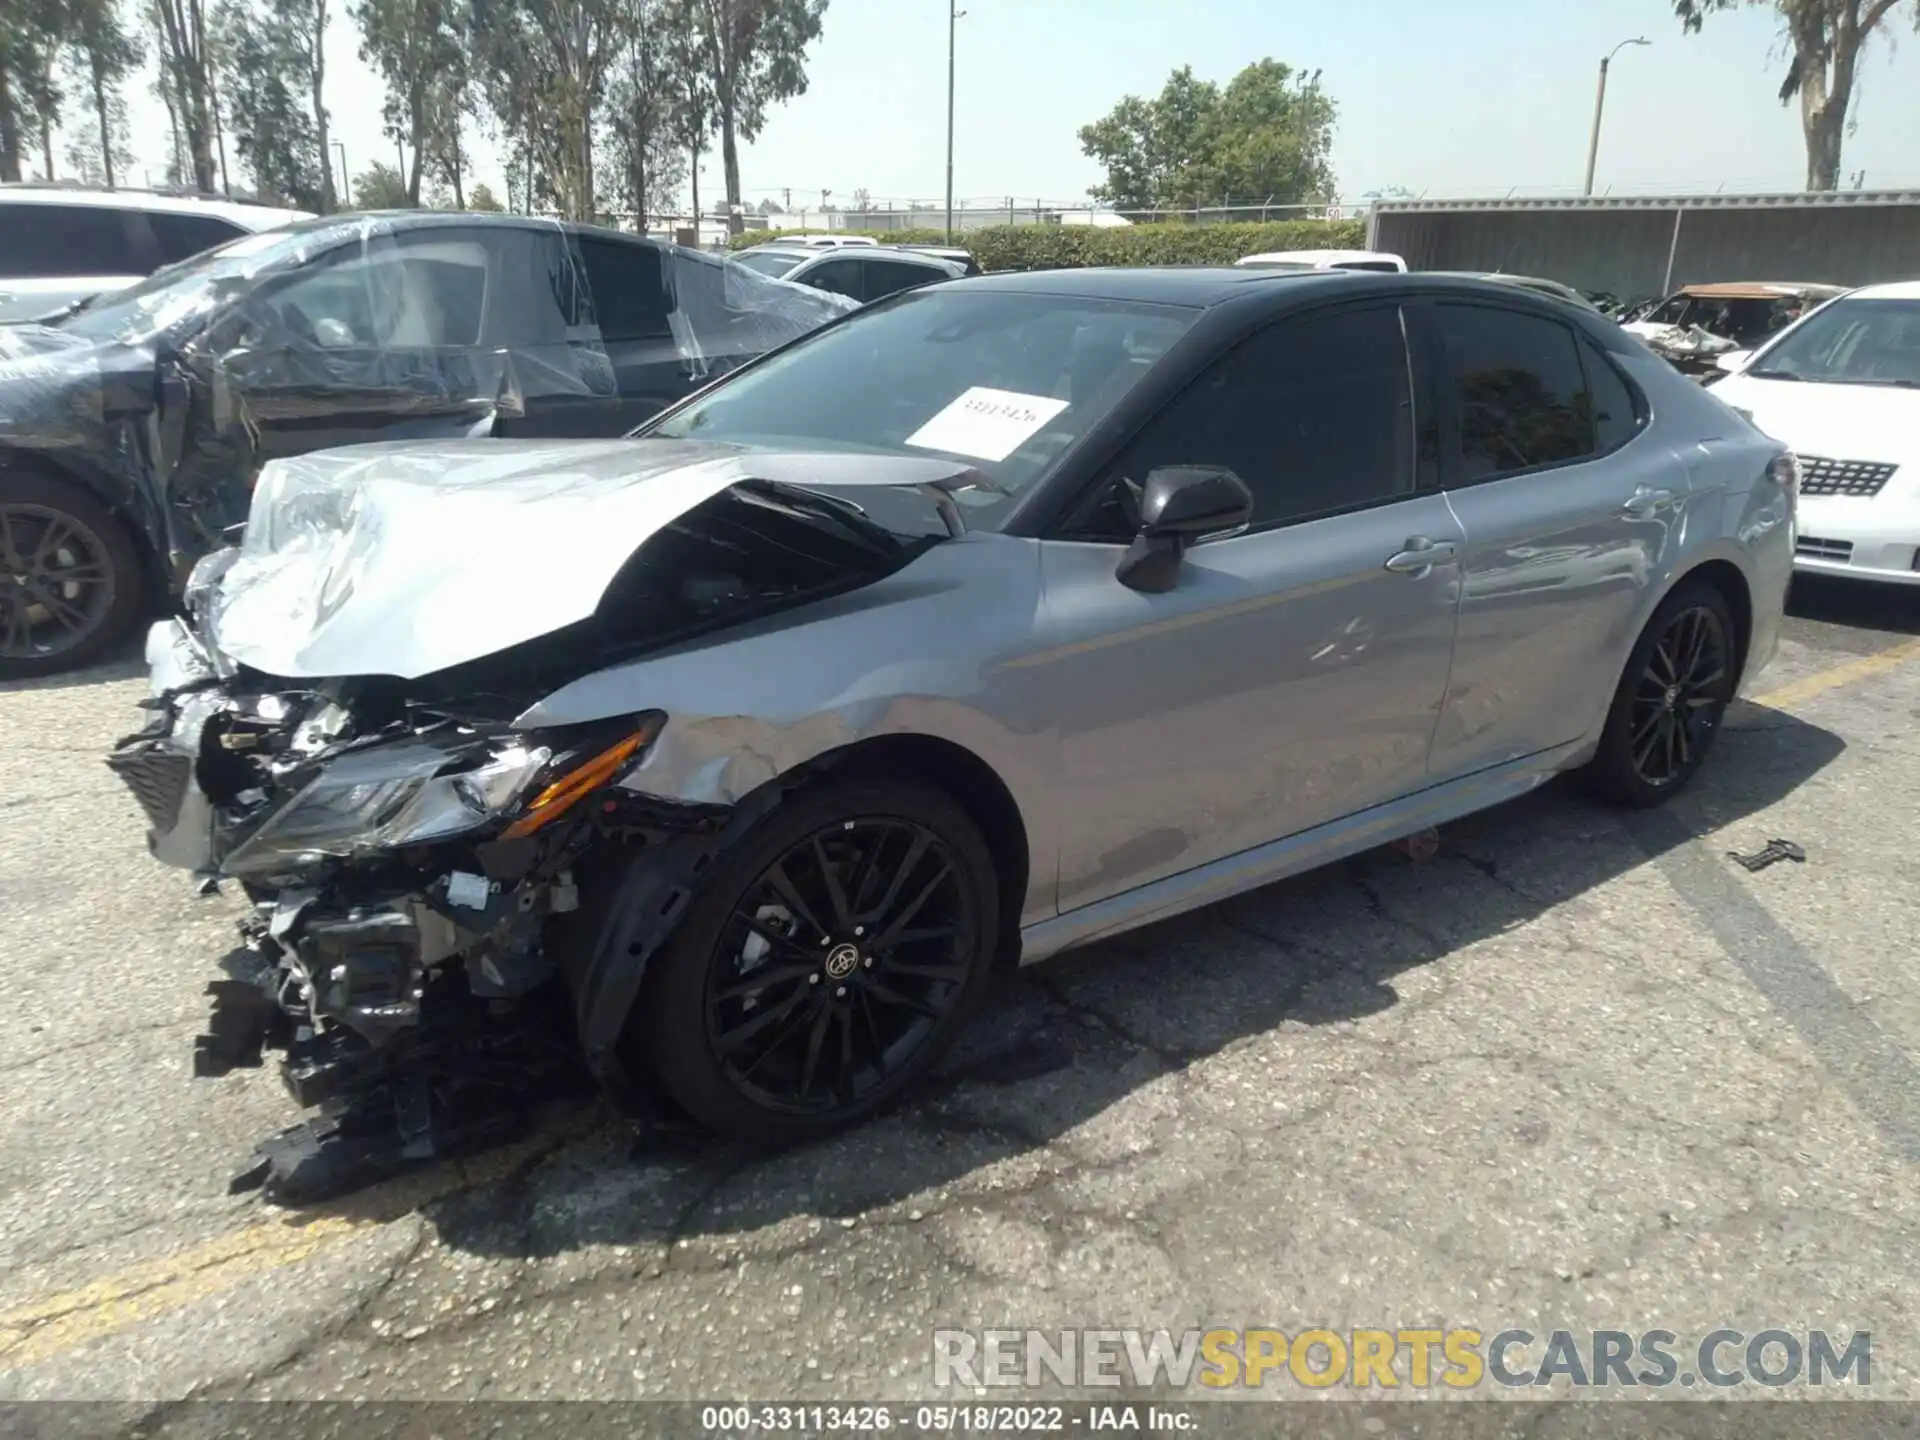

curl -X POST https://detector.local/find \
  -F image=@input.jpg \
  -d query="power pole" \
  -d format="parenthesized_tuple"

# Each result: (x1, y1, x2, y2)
(1584, 37, 1649, 196)
(945, 2, 966, 243)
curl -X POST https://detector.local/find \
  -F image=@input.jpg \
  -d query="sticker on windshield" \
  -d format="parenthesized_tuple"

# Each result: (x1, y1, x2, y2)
(905, 387, 1069, 463)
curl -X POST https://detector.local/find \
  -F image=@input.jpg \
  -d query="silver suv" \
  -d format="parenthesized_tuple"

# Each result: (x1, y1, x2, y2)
(0, 184, 310, 322)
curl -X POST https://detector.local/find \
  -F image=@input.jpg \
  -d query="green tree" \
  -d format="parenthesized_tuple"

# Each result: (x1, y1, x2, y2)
(61, 0, 140, 186)
(677, 0, 826, 234)
(277, 0, 332, 209)
(353, 0, 462, 203)
(350, 157, 409, 207)
(662, 9, 713, 224)
(471, 0, 625, 219)
(1674, 0, 1916, 190)
(604, 0, 685, 228)
(0, 0, 70, 181)
(150, 0, 219, 190)
(217, 0, 326, 206)
(467, 178, 502, 208)
(1077, 59, 1337, 213)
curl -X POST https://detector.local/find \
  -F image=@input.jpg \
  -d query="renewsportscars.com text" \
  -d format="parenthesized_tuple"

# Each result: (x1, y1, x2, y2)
(932, 1327, 1873, 1390)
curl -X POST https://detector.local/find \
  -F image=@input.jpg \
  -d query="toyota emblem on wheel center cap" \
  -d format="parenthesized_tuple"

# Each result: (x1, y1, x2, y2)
(824, 943, 862, 980)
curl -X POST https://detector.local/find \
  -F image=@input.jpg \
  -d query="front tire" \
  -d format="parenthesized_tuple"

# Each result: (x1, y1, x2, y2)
(631, 775, 1000, 1145)
(0, 471, 146, 680)
(1585, 580, 1738, 807)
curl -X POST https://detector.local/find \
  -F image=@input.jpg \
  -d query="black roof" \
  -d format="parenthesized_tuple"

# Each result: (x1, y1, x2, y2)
(955, 265, 1606, 310)
(957, 265, 1350, 306)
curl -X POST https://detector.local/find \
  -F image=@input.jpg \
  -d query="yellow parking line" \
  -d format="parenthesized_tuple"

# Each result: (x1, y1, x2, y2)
(1745, 635, 1920, 712)
(0, 1216, 360, 1368)
(6, 637, 1920, 1376)
(0, 1141, 538, 1372)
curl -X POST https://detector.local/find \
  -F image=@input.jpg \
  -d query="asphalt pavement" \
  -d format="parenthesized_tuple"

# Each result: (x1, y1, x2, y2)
(3, 574, 1919, 1413)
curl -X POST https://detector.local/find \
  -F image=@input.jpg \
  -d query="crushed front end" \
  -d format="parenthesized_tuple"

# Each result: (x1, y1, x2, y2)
(106, 613, 711, 1204)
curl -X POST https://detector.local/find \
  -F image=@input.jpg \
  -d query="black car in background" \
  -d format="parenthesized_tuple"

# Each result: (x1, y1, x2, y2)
(0, 211, 853, 677)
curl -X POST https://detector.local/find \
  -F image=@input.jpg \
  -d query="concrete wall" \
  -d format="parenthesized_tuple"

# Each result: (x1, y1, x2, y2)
(1371, 201, 1920, 299)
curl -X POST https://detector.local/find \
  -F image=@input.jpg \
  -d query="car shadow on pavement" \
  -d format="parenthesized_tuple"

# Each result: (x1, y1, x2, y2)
(1787, 574, 1920, 636)
(320, 702, 1847, 1263)
(0, 635, 146, 693)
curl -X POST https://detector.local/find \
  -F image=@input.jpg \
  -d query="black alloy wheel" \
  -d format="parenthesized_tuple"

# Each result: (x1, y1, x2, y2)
(707, 818, 974, 1114)
(1629, 603, 1730, 787)
(0, 475, 143, 679)
(1587, 579, 1738, 807)
(634, 777, 1000, 1143)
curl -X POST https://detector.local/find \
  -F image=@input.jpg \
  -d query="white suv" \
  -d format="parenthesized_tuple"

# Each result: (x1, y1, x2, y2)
(0, 185, 310, 323)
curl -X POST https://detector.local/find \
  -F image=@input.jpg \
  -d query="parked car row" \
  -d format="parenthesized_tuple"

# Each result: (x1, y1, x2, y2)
(0, 194, 1900, 1205)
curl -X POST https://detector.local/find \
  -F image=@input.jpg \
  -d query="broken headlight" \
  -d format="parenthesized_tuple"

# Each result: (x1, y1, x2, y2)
(219, 713, 664, 878)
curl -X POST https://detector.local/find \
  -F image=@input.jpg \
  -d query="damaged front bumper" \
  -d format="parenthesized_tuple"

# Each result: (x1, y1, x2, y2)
(106, 617, 736, 1203)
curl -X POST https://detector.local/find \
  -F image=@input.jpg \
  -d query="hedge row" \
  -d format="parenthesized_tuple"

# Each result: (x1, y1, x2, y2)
(729, 218, 1369, 270)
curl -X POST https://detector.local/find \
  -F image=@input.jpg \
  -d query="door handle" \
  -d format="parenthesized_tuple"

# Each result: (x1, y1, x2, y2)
(1383, 536, 1459, 575)
(1622, 485, 1677, 518)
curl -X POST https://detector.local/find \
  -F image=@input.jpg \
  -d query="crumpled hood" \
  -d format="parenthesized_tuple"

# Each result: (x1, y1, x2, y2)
(1708, 374, 1920, 468)
(201, 437, 985, 680)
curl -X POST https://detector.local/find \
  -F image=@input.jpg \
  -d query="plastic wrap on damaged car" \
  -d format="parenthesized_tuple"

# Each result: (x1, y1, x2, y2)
(2, 214, 855, 583)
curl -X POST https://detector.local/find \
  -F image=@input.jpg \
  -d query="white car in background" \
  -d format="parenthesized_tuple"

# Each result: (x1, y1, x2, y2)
(781, 233, 881, 249)
(1709, 280, 1920, 586)
(0, 184, 311, 323)
(1235, 248, 1408, 273)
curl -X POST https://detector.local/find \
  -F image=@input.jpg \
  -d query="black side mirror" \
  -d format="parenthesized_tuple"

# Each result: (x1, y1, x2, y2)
(1116, 466, 1254, 593)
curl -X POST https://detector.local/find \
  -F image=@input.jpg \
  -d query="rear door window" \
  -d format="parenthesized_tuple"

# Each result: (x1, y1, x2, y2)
(577, 237, 674, 341)
(0, 203, 145, 277)
(1433, 303, 1598, 482)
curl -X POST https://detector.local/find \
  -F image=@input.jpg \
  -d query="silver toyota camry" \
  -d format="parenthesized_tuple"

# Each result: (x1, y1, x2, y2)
(109, 268, 1797, 1201)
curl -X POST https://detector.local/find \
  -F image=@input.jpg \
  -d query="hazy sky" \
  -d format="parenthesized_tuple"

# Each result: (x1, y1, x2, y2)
(100, 0, 1920, 210)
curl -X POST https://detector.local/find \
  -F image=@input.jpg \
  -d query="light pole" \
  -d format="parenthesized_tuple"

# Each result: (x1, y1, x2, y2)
(945, 2, 966, 243)
(1584, 37, 1649, 196)
(332, 141, 349, 209)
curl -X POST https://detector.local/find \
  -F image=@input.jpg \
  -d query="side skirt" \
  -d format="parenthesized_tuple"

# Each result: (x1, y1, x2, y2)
(1017, 738, 1595, 965)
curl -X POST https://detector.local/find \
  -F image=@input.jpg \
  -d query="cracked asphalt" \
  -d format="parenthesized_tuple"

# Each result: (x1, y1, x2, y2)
(3, 574, 1919, 1413)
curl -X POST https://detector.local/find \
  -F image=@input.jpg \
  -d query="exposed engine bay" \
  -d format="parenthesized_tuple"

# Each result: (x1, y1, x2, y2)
(105, 447, 968, 1202)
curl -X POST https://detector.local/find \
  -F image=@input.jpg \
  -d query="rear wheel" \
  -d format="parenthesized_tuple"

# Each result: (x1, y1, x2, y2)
(0, 472, 145, 679)
(1585, 580, 1738, 807)
(632, 776, 1000, 1144)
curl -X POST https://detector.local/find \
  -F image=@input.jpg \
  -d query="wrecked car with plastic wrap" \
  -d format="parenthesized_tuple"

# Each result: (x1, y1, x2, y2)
(0, 211, 853, 678)
(108, 269, 1794, 1203)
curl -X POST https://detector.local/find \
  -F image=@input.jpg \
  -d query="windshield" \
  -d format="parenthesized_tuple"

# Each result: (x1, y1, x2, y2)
(734, 250, 806, 280)
(1750, 296, 1920, 387)
(646, 286, 1198, 521)
(57, 226, 315, 341)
